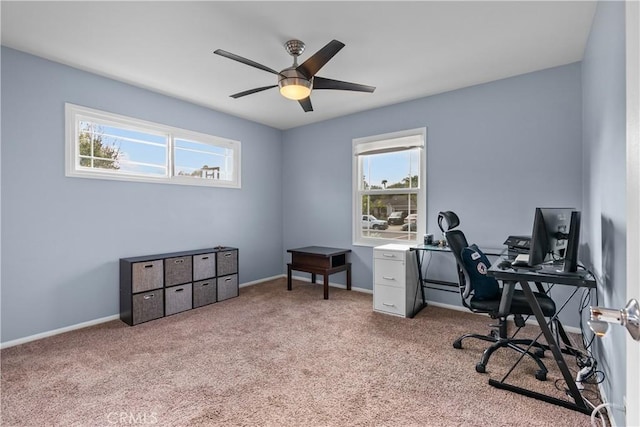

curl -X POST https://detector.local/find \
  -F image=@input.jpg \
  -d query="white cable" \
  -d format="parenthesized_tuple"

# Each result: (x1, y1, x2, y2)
(591, 402, 610, 427)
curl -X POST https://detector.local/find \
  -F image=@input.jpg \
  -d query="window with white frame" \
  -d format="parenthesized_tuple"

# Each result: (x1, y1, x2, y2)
(352, 128, 426, 246)
(65, 103, 241, 188)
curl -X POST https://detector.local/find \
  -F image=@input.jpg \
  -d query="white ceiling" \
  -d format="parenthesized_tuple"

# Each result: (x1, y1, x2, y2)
(1, 1, 596, 130)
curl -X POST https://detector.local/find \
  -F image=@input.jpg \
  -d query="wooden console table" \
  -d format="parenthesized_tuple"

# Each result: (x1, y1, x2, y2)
(287, 246, 352, 299)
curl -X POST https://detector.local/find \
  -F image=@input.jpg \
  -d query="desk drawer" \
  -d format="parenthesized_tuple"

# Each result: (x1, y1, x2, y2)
(374, 259, 406, 288)
(373, 284, 405, 316)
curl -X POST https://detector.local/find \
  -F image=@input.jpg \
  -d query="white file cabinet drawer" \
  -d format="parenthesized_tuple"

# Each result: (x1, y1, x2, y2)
(373, 244, 419, 318)
(373, 284, 406, 316)
(374, 259, 407, 288)
(374, 247, 407, 262)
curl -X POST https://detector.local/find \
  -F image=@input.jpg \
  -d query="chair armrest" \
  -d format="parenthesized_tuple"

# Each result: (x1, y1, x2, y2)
(498, 280, 517, 317)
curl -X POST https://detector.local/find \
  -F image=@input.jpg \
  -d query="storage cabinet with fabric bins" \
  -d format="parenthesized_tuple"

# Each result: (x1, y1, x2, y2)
(120, 247, 238, 326)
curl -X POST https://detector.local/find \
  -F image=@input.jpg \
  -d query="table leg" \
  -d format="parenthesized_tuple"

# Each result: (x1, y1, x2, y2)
(287, 264, 292, 291)
(311, 273, 316, 284)
(324, 274, 329, 300)
(346, 264, 352, 291)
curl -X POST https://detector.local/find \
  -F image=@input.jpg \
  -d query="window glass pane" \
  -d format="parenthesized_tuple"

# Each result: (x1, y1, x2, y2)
(77, 120, 168, 176)
(174, 138, 233, 181)
(360, 193, 417, 241)
(360, 148, 420, 190)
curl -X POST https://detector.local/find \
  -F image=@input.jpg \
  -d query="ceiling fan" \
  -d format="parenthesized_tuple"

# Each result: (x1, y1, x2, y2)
(214, 39, 376, 112)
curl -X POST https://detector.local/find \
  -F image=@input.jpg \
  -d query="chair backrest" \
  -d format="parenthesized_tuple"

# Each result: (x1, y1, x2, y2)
(438, 211, 460, 232)
(444, 229, 474, 304)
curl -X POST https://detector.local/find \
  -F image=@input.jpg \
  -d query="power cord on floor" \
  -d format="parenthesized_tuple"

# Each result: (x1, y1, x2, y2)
(589, 402, 627, 427)
(590, 403, 609, 427)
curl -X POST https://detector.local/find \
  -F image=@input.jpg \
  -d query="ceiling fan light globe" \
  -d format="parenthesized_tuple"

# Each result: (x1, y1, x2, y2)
(278, 77, 311, 100)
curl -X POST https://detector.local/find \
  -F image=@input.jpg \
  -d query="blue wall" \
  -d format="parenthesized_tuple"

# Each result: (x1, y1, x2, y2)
(581, 2, 627, 425)
(1, 47, 284, 343)
(1, 48, 589, 341)
(282, 63, 585, 324)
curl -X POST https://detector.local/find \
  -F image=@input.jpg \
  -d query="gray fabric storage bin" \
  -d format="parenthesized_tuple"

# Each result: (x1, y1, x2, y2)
(165, 283, 192, 315)
(132, 289, 164, 324)
(217, 250, 238, 276)
(193, 253, 216, 281)
(132, 260, 163, 293)
(218, 274, 238, 301)
(193, 279, 217, 308)
(165, 256, 192, 286)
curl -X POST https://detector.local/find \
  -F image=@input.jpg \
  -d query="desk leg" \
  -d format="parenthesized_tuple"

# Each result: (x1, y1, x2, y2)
(324, 274, 329, 300)
(490, 280, 590, 414)
(311, 273, 316, 284)
(287, 265, 292, 291)
(414, 250, 427, 309)
(347, 264, 352, 291)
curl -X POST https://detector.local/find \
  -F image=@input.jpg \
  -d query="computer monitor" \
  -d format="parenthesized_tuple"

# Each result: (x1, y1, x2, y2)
(563, 211, 581, 273)
(528, 207, 578, 268)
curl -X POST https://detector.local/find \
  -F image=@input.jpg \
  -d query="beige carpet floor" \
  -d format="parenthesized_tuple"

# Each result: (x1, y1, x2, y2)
(1, 278, 600, 426)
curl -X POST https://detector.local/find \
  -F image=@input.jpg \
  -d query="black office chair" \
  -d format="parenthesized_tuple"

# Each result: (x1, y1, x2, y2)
(443, 222, 556, 381)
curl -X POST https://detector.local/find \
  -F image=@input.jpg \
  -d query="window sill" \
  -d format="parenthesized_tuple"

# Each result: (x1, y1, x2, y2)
(353, 238, 420, 248)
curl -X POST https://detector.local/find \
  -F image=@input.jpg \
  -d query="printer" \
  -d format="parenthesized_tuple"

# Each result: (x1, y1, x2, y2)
(504, 235, 531, 257)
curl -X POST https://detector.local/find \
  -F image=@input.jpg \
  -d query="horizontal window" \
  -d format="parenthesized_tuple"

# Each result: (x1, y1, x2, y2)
(65, 103, 241, 188)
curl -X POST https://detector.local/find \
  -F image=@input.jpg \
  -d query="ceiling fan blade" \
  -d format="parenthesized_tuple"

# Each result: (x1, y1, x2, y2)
(214, 49, 281, 75)
(298, 97, 313, 112)
(297, 40, 345, 79)
(313, 76, 376, 93)
(230, 85, 278, 99)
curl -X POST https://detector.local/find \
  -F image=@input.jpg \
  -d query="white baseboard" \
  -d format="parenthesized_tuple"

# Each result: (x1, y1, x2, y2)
(594, 378, 626, 427)
(0, 314, 120, 349)
(239, 274, 285, 288)
(290, 274, 373, 294)
(241, 273, 373, 293)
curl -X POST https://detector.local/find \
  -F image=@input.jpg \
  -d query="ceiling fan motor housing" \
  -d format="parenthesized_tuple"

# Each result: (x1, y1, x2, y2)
(278, 67, 312, 100)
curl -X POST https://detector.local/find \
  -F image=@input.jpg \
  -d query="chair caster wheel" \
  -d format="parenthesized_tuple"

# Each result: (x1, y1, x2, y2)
(535, 370, 547, 381)
(534, 349, 545, 358)
(453, 341, 462, 349)
(475, 363, 486, 373)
